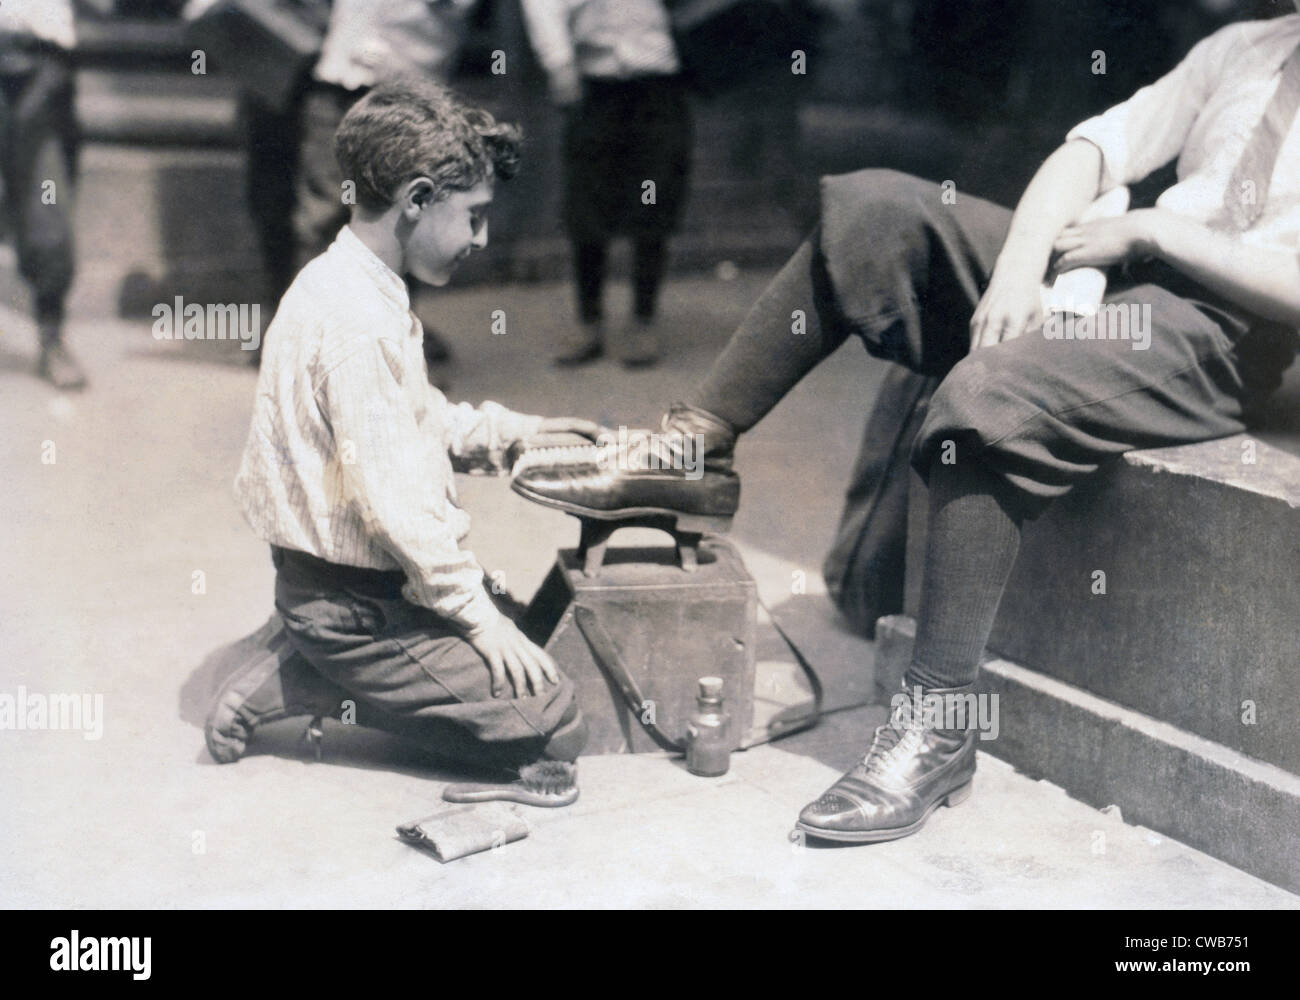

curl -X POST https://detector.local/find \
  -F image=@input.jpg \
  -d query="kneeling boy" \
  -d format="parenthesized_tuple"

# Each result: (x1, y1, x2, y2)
(209, 79, 592, 774)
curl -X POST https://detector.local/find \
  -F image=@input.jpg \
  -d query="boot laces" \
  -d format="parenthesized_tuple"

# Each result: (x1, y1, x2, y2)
(862, 697, 925, 770)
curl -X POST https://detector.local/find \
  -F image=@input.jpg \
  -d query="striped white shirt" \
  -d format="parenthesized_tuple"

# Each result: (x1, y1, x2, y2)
(235, 226, 542, 636)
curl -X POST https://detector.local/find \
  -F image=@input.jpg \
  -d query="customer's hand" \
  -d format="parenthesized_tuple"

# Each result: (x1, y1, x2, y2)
(969, 270, 1045, 351)
(468, 615, 559, 698)
(1051, 209, 1159, 272)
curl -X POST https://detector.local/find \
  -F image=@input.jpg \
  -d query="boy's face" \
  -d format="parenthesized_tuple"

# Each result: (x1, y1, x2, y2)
(403, 178, 494, 287)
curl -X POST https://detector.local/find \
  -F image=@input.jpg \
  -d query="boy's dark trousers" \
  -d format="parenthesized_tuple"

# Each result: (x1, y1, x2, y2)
(270, 546, 582, 765)
(0, 39, 77, 333)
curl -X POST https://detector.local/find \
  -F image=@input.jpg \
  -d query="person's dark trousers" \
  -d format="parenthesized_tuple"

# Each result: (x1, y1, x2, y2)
(0, 41, 77, 338)
(271, 547, 583, 766)
(563, 75, 692, 321)
(243, 90, 304, 309)
(574, 239, 607, 324)
(292, 81, 365, 271)
(691, 168, 1298, 685)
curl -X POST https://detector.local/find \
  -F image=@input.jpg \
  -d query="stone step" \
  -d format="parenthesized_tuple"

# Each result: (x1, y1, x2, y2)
(903, 434, 1300, 775)
(874, 614, 1300, 895)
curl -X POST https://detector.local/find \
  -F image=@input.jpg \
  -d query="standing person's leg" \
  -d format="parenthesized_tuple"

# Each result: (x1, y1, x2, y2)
(797, 276, 1297, 843)
(574, 239, 607, 326)
(555, 86, 616, 365)
(631, 234, 666, 323)
(619, 75, 693, 366)
(4, 47, 83, 389)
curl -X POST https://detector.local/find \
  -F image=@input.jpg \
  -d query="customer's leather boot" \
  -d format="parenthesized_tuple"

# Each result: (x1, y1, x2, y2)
(204, 615, 350, 763)
(796, 680, 977, 843)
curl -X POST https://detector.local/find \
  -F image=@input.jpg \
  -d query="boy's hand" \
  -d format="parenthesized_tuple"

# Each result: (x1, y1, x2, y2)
(1051, 210, 1159, 273)
(970, 269, 1044, 351)
(537, 416, 608, 441)
(468, 615, 560, 698)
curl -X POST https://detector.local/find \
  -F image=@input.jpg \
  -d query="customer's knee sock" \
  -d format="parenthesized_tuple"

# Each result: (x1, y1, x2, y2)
(908, 456, 1024, 690)
(686, 228, 850, 432)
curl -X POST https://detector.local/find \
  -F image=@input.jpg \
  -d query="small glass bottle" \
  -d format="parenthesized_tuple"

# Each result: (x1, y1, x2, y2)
(686, 676, 731, 777)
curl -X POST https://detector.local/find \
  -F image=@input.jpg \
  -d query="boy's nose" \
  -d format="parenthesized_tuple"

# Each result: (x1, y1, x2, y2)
(471, 220, 489, 250)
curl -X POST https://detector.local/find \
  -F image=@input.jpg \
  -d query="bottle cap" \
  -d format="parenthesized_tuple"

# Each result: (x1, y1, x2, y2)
(698, 676, 723, 699)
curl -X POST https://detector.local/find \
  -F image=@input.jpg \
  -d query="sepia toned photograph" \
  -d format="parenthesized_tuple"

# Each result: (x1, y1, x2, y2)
(1, 0, 1298, 929)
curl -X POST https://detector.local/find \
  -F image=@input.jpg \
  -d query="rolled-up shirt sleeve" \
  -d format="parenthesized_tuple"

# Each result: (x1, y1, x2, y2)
(321, 339, 500, 636)
(1066, 27, 1236, 192)
(443, 399, 544, 474)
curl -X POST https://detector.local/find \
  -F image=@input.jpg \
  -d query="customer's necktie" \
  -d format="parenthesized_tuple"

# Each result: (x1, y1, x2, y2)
(1210, 43, 1300, 231)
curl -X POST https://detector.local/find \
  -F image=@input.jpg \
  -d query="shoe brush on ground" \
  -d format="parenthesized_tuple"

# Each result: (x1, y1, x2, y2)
(442, 761, 579, 808)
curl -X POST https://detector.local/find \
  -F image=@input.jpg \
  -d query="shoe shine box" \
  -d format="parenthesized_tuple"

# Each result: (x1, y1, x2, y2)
(522, 537, 757, 754)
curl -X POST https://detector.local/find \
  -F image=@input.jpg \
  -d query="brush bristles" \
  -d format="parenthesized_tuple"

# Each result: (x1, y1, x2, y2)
(518, 760, 577, 795)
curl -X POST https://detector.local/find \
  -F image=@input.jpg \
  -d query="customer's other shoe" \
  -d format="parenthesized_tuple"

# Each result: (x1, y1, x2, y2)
(37, 339, 88, 391)
(619, 316, 661, 367)
(204, 616, 349, 763)
(796, 682, 977, 843)
(554, 320, 604, 366)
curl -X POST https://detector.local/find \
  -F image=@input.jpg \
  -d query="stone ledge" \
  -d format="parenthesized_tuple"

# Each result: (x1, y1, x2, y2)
(904, 433, 1300, 773)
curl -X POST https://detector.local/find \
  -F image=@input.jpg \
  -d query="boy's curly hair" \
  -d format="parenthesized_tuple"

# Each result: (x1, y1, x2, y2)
(334, 77, 522, 213)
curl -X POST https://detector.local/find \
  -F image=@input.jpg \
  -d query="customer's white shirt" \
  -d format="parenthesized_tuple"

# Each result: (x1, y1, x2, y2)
(1068, 14, 1300, 251)
(0, 0, 76, 49)
(235, 227, 542, 636)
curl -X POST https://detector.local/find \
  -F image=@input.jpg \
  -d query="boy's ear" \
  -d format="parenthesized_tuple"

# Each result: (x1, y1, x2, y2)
(400, 177, 438, 219)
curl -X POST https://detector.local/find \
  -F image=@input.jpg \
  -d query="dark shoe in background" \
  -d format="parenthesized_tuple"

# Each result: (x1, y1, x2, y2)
(554, 320, 604, 366)
(37, 337, 88, 391)
(619, 316, 660, 367)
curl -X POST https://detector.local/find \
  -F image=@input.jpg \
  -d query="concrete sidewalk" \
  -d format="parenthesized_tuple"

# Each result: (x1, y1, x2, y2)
(1, 271, 1296, 908)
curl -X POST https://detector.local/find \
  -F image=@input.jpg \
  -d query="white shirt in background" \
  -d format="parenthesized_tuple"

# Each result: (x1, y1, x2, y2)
(0, 0, 77, 50)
